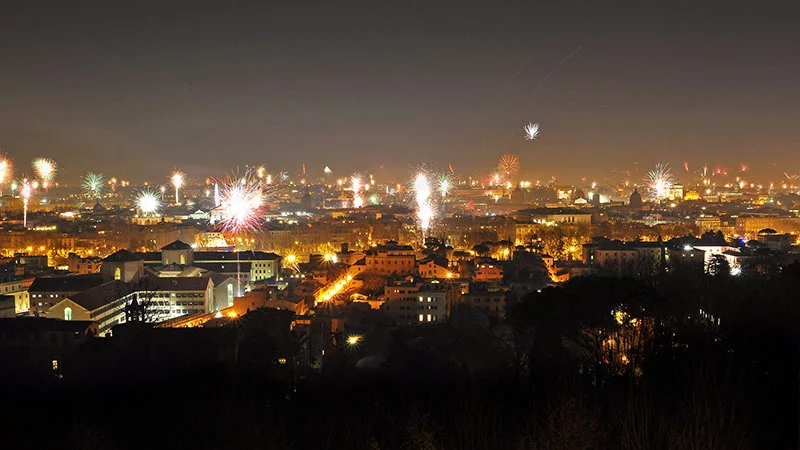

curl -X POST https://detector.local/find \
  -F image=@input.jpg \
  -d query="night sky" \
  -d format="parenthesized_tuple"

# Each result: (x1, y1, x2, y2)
(1, 1, 798, 184)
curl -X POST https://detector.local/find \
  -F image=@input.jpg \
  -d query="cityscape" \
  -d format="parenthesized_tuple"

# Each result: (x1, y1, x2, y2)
(1, 1, 799, 449)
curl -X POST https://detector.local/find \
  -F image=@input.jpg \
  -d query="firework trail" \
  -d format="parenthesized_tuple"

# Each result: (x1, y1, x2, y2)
(530, 45, 583, 96)
(350, 175, 364, 208)
(414, 172, 434, 233)
(21, 179, 32, 228)
(501, 52, 539, 99)
(171, 170, 184, 204)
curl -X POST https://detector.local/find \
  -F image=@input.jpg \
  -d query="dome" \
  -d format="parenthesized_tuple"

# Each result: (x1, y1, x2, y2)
(758, 228, 777, 235)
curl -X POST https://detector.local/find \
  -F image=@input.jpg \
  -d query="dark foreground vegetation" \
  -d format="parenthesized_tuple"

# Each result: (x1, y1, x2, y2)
(4, 264, 800, 449)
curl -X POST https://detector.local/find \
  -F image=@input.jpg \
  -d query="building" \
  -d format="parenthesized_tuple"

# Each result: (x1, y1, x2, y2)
(28, 273, 105, 316)
(474, 259, 504, 282)
(45, 276, 215, 336)
(140, 240, 282, 286)
(0, 318, 97, 379)
(418, 257, 452, 279)
(0, 295, 15, 318)
(380, 280, 449, 324)
(629, 189, 643, 209)
(734, 215, 800, 240)
(101, 249, 144, 283)
(364, 241, 416, 275)
(0, 278, 32, 314)
(66, 253, 102, 275)
(583, 239, 667, 276)
(458, 282, 507, 318)
(514, 208, 593, 225)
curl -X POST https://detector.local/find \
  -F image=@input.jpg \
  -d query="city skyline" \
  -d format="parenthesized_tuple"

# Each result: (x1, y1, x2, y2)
(1, 2, 799, 182)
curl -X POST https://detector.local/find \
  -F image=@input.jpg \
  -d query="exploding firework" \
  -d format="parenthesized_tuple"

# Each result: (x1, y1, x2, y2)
(170, 170, 184, 204)
(0, 155, 11, 192)
(82, 172, 105, 198)
(350, 175, 364, 208)
(217, 173, 264, 233)
(523, 122, 540, 140)
(135, 188, 162, 217)
(32, 158, 57, 186)
(438, 173, 453, 199)
(414, 172, 434, 233)
(645, 162, 674, 202)
(498, 154, 521, 175)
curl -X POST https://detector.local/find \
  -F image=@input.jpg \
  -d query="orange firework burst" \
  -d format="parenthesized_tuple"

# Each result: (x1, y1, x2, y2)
(498, 154, 520, 175)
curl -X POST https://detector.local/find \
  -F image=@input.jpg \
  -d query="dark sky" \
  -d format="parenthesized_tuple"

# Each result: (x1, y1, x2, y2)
(1, 1, 798, 184)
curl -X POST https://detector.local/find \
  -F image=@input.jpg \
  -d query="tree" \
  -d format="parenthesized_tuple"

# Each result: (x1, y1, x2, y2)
(707, 254, 730, 277)
(472, 244, 490, 257)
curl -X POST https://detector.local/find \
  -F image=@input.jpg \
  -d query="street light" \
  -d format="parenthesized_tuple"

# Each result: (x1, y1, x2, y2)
(346, 335, 362, 346)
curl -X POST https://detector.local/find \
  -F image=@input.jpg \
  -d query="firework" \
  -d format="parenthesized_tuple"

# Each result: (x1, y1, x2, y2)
(135, 188, 162, 217)
(523, 122, 540, 140)
(32, 158, 57, 187)
(21, 179, 32, 228)
(498, 154, 521, 175)
(438, 173, 453, 199)
(0, 156, 11, 194)
(170, 170, 184, 204)
(82, 172, 105, 198)
(217, 174, 264, 233)
(414, 172, 434, 233)
(645, 162, 674, 202)
(350, 175, 364, 208)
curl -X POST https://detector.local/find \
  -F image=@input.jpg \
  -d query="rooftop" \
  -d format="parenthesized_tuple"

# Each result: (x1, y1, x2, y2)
(29, 273, 104, 293)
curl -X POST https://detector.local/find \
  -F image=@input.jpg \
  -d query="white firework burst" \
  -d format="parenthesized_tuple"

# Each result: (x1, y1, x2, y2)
(135, 188, 162, 217)
(645, 162, 674, 202)
(414, 172, 434, 232)
(523, 122, 540, 140)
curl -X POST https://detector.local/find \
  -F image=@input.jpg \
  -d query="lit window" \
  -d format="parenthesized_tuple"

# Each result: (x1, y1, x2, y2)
(52, 360, 58, 371)
(64, 307, 72, 321)
(418, 314, 424, 322)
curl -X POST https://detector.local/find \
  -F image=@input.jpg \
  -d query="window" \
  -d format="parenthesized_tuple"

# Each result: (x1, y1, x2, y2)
(64, 307, 72, 321)
(114, 267, 121, 280)
(180, 254, 186, 265)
